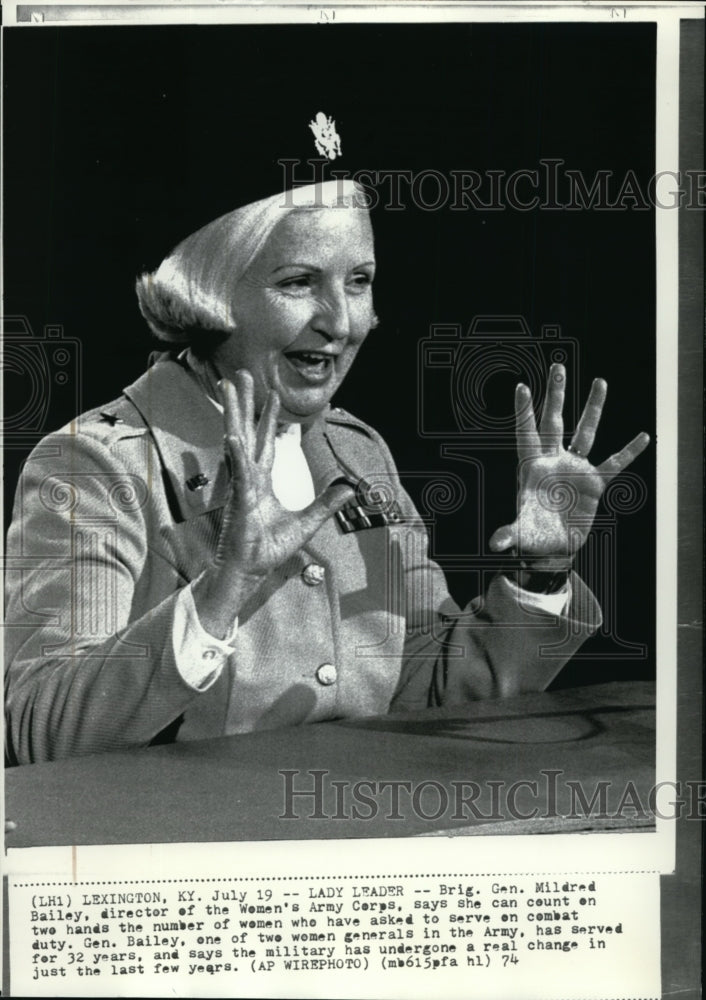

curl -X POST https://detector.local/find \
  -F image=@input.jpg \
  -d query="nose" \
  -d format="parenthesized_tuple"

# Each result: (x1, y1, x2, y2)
(311, 287, 351, 341)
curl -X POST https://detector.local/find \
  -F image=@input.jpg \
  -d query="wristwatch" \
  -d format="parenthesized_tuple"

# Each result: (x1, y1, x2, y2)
(505, 554, 572, 594)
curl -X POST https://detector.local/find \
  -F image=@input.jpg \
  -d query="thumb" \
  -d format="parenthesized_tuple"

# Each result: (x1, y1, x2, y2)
(489, 522, 518, 552)
(297, 482, 356, 542)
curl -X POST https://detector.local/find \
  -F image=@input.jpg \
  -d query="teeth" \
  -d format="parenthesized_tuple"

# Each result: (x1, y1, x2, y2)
(290, 352, 328, 363)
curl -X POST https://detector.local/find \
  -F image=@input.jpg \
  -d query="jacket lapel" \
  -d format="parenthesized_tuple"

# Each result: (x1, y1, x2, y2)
(123, 360, 230, 521)
(302, 413, 377, 493)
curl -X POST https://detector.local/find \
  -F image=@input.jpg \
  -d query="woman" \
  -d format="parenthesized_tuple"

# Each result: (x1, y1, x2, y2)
(4, 180, 649, 764)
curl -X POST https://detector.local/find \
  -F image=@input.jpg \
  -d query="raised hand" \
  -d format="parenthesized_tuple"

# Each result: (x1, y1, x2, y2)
(489, 364, 649, 566)
(193, 370, 354, 638)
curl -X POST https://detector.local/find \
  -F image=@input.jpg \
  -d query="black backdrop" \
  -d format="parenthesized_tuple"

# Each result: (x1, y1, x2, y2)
(3, 21, 656, 686)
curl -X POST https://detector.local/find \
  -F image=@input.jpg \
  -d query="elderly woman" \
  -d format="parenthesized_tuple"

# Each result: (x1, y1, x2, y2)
(4, 180, 648, 764)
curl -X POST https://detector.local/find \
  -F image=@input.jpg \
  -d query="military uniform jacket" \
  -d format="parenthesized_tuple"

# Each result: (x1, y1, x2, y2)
(5, 358, 601, 764)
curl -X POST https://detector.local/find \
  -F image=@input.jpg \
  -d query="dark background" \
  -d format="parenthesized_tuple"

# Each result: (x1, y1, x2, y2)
(3, 21, 656, 686)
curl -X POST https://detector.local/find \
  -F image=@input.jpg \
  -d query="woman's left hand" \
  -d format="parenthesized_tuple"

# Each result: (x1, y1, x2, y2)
(489, 363, 650, 565)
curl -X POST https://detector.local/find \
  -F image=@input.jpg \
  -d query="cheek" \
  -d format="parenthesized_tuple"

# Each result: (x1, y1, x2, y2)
(350, 308, 373, 347)
(233, 294, 303, 358)
(257, 295, 310, 350)
(352, 294, 375, 334)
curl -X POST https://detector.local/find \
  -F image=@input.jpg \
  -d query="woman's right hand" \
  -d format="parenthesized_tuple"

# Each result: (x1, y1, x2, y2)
(192, 370, 354, 639)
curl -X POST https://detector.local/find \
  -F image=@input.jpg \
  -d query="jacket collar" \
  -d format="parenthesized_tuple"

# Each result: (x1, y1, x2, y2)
(123, 359, 230, 520)
(123, 359, 371, 522)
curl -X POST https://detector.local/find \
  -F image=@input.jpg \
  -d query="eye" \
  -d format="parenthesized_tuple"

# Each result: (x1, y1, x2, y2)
(348, 271, 374, 292)
(277, 274, 312, 291)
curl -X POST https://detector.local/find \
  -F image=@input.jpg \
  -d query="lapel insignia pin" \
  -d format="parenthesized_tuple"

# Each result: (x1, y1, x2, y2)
(186, 473, 209, 492)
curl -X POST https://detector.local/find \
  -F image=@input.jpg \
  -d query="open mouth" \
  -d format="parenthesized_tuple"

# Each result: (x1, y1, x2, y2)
(283, 351, 335, 383)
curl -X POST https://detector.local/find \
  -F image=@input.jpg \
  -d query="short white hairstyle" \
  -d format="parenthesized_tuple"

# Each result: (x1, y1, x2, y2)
(136, 179, 370, 352)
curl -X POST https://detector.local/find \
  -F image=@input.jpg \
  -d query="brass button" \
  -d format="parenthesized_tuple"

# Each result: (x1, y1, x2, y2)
(302, 563, 326, 587)
(315, 663, 337, 686)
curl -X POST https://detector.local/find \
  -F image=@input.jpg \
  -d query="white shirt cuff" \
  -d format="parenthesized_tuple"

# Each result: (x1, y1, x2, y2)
(504, 577, 572, 617)
(172, 584, 238, 691)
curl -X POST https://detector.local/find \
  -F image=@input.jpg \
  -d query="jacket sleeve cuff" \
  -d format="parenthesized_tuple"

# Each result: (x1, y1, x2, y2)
(502, 576, 572, 617)
(493, 570, 602, 631)
(172, 584, 237, 692)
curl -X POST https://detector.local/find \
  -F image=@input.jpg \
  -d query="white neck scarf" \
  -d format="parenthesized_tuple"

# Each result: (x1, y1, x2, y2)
(204, 393, 315, 512)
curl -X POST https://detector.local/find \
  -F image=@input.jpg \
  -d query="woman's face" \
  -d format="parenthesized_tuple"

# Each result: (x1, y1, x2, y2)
(212, 206, 376, 422)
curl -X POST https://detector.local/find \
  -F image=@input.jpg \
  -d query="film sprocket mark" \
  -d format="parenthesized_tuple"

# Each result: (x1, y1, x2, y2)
(417, 315, 578, 446)
(1, 315, 83, 446)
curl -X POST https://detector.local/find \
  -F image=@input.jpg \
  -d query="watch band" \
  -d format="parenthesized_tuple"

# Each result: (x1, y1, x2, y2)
(507, 566, 569, 594)
(505, 552, 572, 594)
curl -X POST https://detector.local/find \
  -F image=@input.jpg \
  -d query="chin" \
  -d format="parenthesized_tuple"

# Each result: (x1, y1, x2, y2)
(278, 394, 332, 423)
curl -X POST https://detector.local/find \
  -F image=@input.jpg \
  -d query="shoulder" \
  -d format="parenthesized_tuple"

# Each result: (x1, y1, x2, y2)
(74, 395, 149, 444)
(322, 405, 399, 477)
(36, 395, 148, 455)
(324, 405, 384, 443)
(29, 358, 195, 459)
(19, 393, 151, 487)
